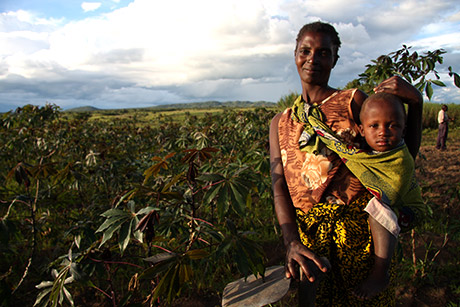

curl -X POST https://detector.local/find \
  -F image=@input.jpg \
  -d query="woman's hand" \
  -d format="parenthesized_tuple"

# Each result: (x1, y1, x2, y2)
(373, 75, 423, 106)
(285, 240, 330, 282)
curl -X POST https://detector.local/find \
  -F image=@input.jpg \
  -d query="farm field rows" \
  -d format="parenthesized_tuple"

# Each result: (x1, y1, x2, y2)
(1, 104, 459, 306)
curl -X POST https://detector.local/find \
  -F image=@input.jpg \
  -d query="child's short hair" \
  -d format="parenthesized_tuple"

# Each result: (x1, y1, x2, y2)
(360, 92, 406, 123)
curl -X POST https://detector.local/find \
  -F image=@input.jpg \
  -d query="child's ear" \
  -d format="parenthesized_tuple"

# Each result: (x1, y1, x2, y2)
(358, 124, 365, 137)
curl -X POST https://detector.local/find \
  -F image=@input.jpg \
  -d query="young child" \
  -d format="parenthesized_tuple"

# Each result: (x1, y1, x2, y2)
(305, 92, 423, 300)
(353, 92, 408, 299)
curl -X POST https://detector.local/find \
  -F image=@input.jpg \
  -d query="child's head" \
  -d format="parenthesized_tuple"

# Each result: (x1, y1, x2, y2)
(358, 93, 406, 152)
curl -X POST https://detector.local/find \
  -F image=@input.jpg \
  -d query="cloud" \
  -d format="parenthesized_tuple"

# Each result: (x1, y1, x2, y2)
(81, 2, 102, 13)
(0, 0, 459, 111)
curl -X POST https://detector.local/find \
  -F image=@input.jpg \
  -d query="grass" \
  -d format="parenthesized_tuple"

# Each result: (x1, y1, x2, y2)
(67, 107, 273, 127)
(421, 126, 460, 147)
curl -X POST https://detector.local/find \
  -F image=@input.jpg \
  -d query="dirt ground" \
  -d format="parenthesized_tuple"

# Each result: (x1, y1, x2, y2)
(395, 136, 460, 307)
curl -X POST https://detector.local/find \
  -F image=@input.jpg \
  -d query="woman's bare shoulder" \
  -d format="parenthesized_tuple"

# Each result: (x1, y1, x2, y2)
(350, 89, 368, 124)
(270, 111, 287, 128)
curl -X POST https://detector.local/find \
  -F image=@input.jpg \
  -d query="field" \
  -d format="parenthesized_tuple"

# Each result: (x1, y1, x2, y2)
(1, 103, 460, 306)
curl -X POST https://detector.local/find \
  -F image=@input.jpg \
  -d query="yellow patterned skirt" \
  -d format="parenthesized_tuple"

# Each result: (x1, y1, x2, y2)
(296, 193, 395, 306)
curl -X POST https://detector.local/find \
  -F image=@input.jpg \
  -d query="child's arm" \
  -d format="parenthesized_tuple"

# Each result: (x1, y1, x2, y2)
(364, 197, 400, 238)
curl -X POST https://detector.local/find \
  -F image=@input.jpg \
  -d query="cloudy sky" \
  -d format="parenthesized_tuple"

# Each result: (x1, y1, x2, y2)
(1, 0, 459, 112)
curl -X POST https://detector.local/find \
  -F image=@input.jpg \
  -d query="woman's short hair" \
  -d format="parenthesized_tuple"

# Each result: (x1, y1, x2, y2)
(295, 21, 341, 56)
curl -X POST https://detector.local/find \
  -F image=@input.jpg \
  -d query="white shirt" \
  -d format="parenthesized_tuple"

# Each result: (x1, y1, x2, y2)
(438, 109, 448, 124)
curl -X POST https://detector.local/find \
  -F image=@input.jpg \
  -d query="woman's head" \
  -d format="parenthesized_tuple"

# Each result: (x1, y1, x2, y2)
(294, 21, 341, 87)
(295, 21, 341, 59)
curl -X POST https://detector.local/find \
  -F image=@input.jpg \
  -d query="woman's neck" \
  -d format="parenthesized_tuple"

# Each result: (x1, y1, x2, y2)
(302, 85, 337, 105)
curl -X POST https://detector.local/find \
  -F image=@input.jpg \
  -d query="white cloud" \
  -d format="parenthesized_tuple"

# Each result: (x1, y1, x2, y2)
(81, 2, 102, 13)
(0, 0, 459, 111)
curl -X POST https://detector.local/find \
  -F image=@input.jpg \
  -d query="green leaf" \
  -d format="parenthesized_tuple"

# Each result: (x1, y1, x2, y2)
(100, 208, 127, 218)
(33, 287, 52, 306)
(229, 182, 245, 215)
(96, 214, 128, 233)
(144, 252, 177, 264)
(118, 219, 133, 254)
(179, 264, 192, 284)
(35, 280, 54, 289)
(431, 80, 445, 87)
(454, 73, 460, 88)
(162, 172, 183, 193)
(151, 265, 175, 302)
(197, 173, 225, 182)
(62, 286, 75, 306)
(202, 184, 222, 205)
(217, 184, 230, 218)
(99, 218, 127, 247)
(425, 82, 433, 100)
(186, 249, 209, 260)
(136, 206, 158, 215)
(115, 189, 137, 208)
(133, 216, 143, 243)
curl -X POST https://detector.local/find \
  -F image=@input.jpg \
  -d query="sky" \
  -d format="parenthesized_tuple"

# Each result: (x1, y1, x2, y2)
(0, 0, 460, 112)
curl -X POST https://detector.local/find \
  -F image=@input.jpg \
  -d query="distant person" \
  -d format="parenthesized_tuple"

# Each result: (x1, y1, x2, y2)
(436, 104, 452, 150)
(307, 92, 423, 300)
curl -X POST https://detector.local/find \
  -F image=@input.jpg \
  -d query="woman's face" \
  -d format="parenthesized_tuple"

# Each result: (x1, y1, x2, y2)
(295, 31, 337, 87)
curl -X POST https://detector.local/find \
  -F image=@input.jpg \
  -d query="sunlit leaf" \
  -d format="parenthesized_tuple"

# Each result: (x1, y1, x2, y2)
(100, 208, 127, 218)
(33, 288, 52, 306)
(119, 219, 132, 254)
(96, 214, 128, 233)
(144, 252, 177, 264)
(99, 218, 127, 246)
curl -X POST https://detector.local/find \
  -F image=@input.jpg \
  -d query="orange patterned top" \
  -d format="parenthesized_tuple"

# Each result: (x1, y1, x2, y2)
(278, 89, 366, 213)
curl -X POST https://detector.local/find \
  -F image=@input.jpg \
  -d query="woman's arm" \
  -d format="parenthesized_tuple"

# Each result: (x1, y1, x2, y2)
(373, 76, 423, 159)
(269, 112, 329, 282)
(350, 89, 368, 125)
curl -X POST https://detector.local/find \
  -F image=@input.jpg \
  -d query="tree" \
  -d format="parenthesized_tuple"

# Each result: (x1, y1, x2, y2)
(344, 45, 460, 100)
(276, 91, 299, 110)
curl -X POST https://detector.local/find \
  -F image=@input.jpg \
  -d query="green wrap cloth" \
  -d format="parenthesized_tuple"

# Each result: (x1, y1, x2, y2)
(291, 96, 424, 217)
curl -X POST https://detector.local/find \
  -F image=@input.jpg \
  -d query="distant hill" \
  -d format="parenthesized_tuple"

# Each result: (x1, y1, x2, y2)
(148, 100, 275, 110)
(65, 101, 276, 112)
(66, 106, 101, 112)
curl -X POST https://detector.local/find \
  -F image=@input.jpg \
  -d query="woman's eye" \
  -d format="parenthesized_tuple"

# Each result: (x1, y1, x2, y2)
(298, 49, 309, 56)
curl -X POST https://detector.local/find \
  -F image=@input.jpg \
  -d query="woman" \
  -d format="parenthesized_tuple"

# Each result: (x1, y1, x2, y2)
(269, 21, 422, 305)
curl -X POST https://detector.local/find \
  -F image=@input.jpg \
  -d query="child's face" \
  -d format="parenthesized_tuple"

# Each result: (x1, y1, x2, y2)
(359, 99, 406, 152)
